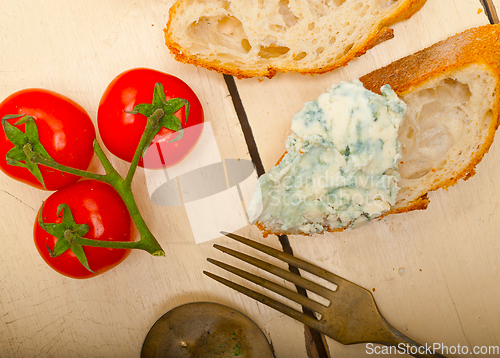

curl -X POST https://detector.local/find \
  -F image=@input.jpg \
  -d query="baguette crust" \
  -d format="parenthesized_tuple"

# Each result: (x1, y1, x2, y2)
(255, 25, 500, 237)
(164, 0, 427, 79)
(360, 26, 500, 96)
(361, 24, 500, 214)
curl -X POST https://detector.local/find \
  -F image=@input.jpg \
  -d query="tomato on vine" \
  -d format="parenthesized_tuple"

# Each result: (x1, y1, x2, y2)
(34, 180, 136, 279)
(97, 68, 204, 169)
(0, 89, 96, 190)
(0, 69, 205, 279)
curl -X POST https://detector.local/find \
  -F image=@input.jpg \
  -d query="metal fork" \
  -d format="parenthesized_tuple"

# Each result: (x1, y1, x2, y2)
(204, 232, 446, 358)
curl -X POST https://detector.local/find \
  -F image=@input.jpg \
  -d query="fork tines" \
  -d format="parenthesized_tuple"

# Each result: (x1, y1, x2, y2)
(205, 232, 448, 357)
(204, 232, 342, 330)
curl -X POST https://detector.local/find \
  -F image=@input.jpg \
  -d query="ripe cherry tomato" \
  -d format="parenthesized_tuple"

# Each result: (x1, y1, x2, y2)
(34, 180, 135, 279)
(0, 89, 96, 190)
(97, 68, 204, 169)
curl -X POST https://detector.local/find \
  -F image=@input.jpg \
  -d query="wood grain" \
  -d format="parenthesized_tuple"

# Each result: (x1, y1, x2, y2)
(0, 1, 307, 357)
(1, 1, 499, 358)
(232, 0, 500, 357)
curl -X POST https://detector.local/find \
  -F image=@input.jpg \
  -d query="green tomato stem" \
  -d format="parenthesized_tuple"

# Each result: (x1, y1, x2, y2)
(110, 178, 165, 256)
(124, 108, 165, 186)
(72, 236, 144, 250)
(4, 87, 181, 265)
(24, 145, 108, 182)
(26, 136, 166, 256)
(92, 140, 121, 178)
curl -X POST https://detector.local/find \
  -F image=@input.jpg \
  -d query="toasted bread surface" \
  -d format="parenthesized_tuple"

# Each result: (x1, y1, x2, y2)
(254, 25, 500, 237)
(164, 0, 427, 79)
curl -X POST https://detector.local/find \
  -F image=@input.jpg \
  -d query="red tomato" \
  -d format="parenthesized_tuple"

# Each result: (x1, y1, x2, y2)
(97, 68, 204, 169)
(34, 180, 135, 279)
(0, 89, 96, 190)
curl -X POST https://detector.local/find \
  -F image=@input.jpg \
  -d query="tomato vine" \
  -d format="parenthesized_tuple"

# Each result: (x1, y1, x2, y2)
(0, 73, 202, 275)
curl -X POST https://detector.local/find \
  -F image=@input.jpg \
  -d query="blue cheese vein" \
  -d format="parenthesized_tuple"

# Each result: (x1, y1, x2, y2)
(247, 80, 407, 235)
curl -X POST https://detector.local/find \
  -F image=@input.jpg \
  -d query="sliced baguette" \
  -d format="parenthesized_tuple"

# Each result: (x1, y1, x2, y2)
(164, 0, 427, 79)
(254, 24, 500, 236)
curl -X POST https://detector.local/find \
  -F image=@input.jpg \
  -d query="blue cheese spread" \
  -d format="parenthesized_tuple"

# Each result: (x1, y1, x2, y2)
(247, 80, 407, 235)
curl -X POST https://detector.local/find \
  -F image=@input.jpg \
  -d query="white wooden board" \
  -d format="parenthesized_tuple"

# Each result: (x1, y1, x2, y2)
(0, 1, 306, 357)
(0, 0, 499, 358)
(233, 0, 500, 357)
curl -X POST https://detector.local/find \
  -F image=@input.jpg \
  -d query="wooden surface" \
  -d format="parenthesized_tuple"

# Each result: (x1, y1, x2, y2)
(0, 1, 499, 358)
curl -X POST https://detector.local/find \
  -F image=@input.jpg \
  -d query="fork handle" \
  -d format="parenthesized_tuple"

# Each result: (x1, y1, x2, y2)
(380, 322, 447, 358)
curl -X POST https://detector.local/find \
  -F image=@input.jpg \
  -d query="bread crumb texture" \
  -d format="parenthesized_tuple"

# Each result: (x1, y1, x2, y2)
(164, 0, 427, 78)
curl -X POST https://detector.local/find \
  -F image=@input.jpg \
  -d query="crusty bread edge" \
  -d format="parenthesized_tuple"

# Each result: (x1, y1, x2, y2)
(255, 24, 500, 237)
(164, 0, 427, 79)
(361, 24, 500, 198)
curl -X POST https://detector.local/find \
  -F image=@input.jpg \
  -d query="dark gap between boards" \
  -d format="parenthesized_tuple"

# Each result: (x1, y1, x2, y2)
(480, 0, 499, 24)
(223, 74, 331, 358)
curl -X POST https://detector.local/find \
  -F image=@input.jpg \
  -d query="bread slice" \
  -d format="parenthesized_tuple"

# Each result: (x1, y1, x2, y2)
(361, 24, 500, 216)
(164, 0, 427, 79)
(253, 24, 500, 236)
